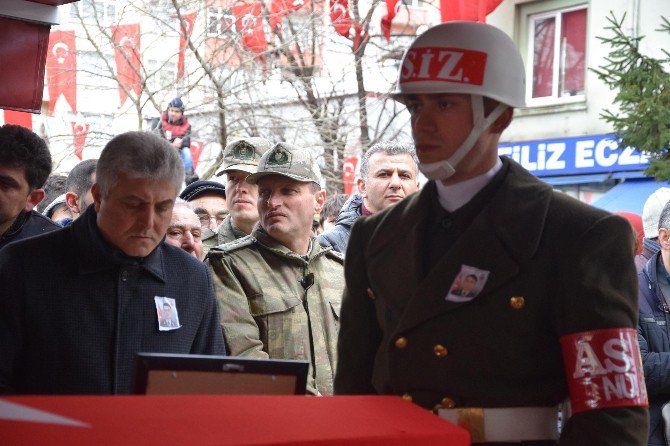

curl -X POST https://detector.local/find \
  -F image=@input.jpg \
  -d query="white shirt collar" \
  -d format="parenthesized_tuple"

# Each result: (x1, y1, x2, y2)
(435, 158, 503, 212)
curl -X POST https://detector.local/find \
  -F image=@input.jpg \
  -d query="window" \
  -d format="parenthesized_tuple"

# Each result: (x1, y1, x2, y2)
(527, 5, 587, 105)
(283, 14, 320, 53)
(208, 7, 236, 36)
(146, 59, 177, 91)
(71, 0, 117, 25)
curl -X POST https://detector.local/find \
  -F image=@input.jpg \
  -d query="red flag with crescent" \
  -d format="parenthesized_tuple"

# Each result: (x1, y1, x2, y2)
(342, 156, 358, 196)
(381, 0, 401, 42)
(46, 30, 77, 114)
(190, 141, 204, 170)
(71, 121, 89, 160)
(440, 0, 503, 23)
(177, 12, 196, 80)
(111, 24, 142, 106)
(233, 2, 267, 54)
(269, 0, 306, 33)
(330, 0, 352, 37)
(3, 110, 33, 129)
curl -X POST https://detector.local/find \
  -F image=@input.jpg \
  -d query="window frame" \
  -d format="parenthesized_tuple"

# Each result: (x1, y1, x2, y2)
(71, 0, 117, 26)
(207, 6, 236, 37)
(520, 1, 588, 108)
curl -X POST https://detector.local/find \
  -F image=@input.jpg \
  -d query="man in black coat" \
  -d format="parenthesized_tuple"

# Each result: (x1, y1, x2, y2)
(0, 124, 59, 250)
(638, 200, 670, 445)
(335, 22, 648, 445)
(0, 131, 225, 395)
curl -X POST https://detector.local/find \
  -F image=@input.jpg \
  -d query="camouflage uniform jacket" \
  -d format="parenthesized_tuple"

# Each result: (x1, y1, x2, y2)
(201, 228, 218, 257)
(202, 216, 246, 256)
(217, 215, 247, 245)
(207, 225, 344, 396)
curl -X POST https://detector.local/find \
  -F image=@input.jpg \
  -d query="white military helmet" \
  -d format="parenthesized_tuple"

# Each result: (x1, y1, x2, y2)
(392, 22, 526, 180)
(392, 21, 526, 108)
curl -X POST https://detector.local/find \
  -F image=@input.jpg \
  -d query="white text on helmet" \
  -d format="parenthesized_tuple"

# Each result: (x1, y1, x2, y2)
(400, 47, 487, 86)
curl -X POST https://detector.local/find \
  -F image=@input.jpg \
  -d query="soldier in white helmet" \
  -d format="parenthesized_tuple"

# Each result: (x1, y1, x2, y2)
(335, 22, 648, 444)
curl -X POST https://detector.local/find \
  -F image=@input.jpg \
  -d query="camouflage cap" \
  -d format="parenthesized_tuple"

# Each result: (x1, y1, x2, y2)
(246, 142, 323, 185)
(216, 137, 273, 175)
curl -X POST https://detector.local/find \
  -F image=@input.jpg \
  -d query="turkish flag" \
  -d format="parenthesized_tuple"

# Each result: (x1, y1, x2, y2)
(330, 0, 352, 37)
(46, 30, 77, 115)
(381, 0, 401, 42)
(342, 156, 358, 196)
(269, 0, 306, 33)
(233, 2, 267, 54)
(177, 12, 196, 81)
(111, 24, 142, 106)
(190, 141, 203, 170)
(440, 0, 503, 23)
(71, 121, 89, 160)
(3, 110, 33, 129)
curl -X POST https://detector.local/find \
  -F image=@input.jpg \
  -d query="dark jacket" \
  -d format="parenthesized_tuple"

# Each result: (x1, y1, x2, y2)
(317, 194, 363, 254)
(639, 252, 670, 445)
(335, 157, 648, 445)
(637, 239, 660, 274)
(0, 209, 59, 250)
(0, 206, 225, 395)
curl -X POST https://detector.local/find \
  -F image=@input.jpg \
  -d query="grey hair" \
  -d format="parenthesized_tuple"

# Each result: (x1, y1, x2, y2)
(658, 200, 670, 234)
(359, 141, 419, 180)
(96, 131, 184, 197)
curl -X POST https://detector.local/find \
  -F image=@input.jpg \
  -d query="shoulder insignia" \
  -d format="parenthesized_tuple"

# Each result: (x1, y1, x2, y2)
(211, 235, 256, 255)
(324, 248, 344, 264)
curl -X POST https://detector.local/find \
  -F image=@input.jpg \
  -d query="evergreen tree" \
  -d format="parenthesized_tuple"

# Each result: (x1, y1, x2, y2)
(593, 13, 670, 180)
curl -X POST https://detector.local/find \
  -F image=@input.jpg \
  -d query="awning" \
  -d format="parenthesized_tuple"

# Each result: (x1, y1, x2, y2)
(541, 174, 610, 186)
(591, 178, 670, 215)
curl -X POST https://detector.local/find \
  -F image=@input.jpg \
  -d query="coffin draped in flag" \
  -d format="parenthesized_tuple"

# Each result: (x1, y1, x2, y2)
(233, 2, 268, 54)
(46, 30, 77, 114)
(177, 12, 197, 81)
(269, 0, 307, 33)
(440, 0, 503, 23)
(111, 24, 142, 106)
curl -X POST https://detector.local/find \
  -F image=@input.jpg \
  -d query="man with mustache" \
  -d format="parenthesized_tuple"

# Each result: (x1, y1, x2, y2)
(207, 142, 344, 396)
(318, 141, 419, 255)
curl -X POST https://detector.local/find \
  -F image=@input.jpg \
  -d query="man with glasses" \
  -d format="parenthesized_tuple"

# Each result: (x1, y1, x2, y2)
(179, 180, 227, 257)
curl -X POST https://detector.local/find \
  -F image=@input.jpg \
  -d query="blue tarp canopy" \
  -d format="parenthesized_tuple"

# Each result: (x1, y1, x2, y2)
(591, 178, 670, 215)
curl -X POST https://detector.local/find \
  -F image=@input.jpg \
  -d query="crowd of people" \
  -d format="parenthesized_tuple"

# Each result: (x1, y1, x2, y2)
(0, 21, 663, 445)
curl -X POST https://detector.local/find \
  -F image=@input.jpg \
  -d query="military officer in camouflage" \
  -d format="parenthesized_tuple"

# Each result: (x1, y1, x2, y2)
(210, 137, 273, 250)
(207, 142, 344, 396)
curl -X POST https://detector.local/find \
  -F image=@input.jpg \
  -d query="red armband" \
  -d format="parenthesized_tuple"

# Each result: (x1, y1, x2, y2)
(560, 328, 648, 414)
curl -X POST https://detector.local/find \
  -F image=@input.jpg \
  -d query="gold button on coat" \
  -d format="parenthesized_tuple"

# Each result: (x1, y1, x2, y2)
(510, 296, 525, 310)
(441, 397, 456, 408)
(402, 393, 413, 402)
(395, 337, 408, 349)
(433, 344, 448, 357)
(366, 288, 375, 300)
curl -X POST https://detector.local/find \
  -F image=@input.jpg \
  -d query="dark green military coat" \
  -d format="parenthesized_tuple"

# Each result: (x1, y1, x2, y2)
(335, 158, 648, 445)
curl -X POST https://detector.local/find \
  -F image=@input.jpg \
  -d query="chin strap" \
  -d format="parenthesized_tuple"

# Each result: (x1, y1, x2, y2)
(418, 95, 508, 181)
